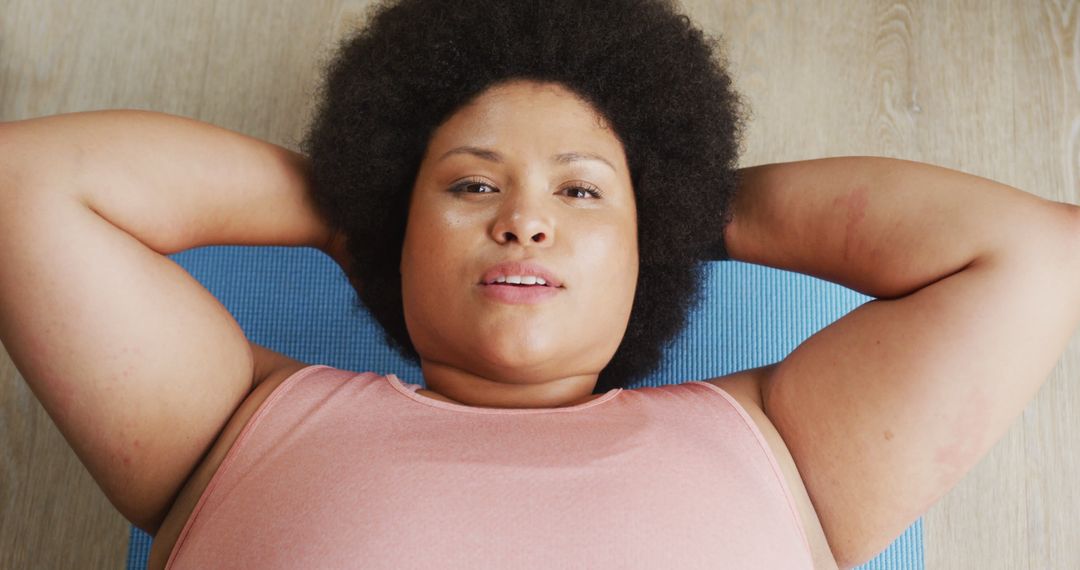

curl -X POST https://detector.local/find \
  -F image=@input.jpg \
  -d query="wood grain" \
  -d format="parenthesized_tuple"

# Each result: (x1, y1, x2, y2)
(1, 1, 1077, 568)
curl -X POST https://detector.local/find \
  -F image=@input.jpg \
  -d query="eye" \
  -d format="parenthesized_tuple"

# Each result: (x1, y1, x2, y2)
(564, 183, 604, 199)
(448, 177, 604, 199)
(448, 178, 498, 194)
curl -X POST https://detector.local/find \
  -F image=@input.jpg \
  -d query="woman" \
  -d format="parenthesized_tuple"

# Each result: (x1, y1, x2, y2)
(1, 0, 1078, 568)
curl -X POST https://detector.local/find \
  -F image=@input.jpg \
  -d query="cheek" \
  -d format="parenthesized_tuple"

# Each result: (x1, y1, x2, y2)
(401, 211, 477, 321)
(403, 202, 467, 272)
(583, 219, 638, 280)
(571, 224, 638, 315)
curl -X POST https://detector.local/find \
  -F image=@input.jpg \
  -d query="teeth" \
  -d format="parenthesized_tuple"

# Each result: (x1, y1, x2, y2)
(493, 275, 548, 286)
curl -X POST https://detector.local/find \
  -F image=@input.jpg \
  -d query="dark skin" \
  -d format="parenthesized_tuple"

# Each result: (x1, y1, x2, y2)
(397, 79, 640, 409)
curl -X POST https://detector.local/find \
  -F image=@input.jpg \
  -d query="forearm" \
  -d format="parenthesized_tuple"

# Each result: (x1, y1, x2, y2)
(721, 156, 1079, 299)
(0, 110, 331, 255)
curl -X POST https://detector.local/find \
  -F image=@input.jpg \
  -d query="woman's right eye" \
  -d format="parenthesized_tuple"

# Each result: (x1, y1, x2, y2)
(449, 180, 496, 194)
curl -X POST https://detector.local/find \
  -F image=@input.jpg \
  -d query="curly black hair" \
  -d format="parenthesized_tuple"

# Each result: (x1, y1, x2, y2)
(299, 0, 749, 394)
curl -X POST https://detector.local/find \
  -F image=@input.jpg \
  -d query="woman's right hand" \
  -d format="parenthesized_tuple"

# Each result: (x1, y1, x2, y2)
(323, 229, 353, 277)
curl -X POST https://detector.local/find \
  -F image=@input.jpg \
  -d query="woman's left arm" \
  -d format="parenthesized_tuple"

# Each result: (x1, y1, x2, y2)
(721, 156, 1080, 299)
(720, 156, 1080, 568)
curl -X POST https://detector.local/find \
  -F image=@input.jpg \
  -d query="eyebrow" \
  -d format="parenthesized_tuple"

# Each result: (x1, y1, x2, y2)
(437, 146, 617, 173)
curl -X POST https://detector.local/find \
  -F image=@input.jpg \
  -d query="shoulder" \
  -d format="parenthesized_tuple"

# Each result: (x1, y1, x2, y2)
(149, 344, 313, 568)
(705, 365, 838, 569)
(703, 363, 775, 409)
(249, 340, 310, 389)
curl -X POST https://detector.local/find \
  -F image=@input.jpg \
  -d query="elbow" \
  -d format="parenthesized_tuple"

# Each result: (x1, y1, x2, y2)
(1068, 204, 1080, 287)
(976, 199, 1080, 273)
(1055, 201, 1080, 279)
(1069, 202, 1080, 249)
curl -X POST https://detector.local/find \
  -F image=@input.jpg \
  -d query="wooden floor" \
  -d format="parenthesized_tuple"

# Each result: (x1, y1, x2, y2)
(1, 0, 1078, 568)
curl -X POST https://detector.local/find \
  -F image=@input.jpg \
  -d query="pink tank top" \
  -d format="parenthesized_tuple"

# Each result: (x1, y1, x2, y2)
(164, 365, 813, 568)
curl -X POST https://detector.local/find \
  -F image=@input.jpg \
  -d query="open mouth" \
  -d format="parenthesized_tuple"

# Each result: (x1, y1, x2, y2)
(479, 281, 563, 304)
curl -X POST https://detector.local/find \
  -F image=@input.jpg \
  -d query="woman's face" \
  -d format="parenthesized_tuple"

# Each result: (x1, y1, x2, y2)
(400, 79, 639, 409)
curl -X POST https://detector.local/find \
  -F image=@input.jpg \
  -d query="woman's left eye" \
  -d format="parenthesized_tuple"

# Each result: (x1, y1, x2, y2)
(564, 185, 604, 199)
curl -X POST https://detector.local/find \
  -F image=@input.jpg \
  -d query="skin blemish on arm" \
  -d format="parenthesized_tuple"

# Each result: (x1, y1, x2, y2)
(840, 185, 870, 263)
(932, 384, 992, 491)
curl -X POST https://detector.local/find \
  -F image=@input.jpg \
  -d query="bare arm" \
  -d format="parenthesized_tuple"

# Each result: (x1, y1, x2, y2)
(0, 110, 336, 534)
(3, 109, 333, 254)
(723, 156, 1079, 298)
(720, 156, 1080, 567)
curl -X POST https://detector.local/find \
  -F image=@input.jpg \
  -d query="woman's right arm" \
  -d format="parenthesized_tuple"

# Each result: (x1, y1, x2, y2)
(0, 110, 331, 535)
(2, 109, 332, 253)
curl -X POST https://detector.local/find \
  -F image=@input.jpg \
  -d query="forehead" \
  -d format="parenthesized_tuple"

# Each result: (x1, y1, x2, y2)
(426, 80, 625, 166)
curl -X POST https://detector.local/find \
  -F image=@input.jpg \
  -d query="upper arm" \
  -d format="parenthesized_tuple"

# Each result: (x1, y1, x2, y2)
(0, 186, 257, 534)
(760, 207, 1080, 568)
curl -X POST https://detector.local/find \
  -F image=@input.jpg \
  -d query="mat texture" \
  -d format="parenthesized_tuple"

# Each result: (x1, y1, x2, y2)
(125, 245, 924, 569)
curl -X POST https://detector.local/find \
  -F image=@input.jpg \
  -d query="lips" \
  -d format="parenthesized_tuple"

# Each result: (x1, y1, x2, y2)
(479, 281, 561, 304)
(479, 260, 564, 288)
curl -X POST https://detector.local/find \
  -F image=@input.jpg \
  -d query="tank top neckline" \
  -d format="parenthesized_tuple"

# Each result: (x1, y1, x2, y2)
(384, 373, 623, 414)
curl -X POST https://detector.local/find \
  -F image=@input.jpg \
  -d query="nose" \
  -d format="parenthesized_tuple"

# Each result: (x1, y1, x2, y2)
(490, 188, 554, 248)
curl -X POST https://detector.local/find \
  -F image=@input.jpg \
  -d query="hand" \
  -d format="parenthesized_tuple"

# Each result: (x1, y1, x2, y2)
(323, 229, 353, 277)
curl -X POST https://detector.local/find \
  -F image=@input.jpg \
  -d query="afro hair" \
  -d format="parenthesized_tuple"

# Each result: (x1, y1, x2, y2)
(299, 0, 749, 394)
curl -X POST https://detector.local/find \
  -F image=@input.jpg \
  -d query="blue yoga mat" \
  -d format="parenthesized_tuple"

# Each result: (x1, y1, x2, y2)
(125, 245, 923, 569)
